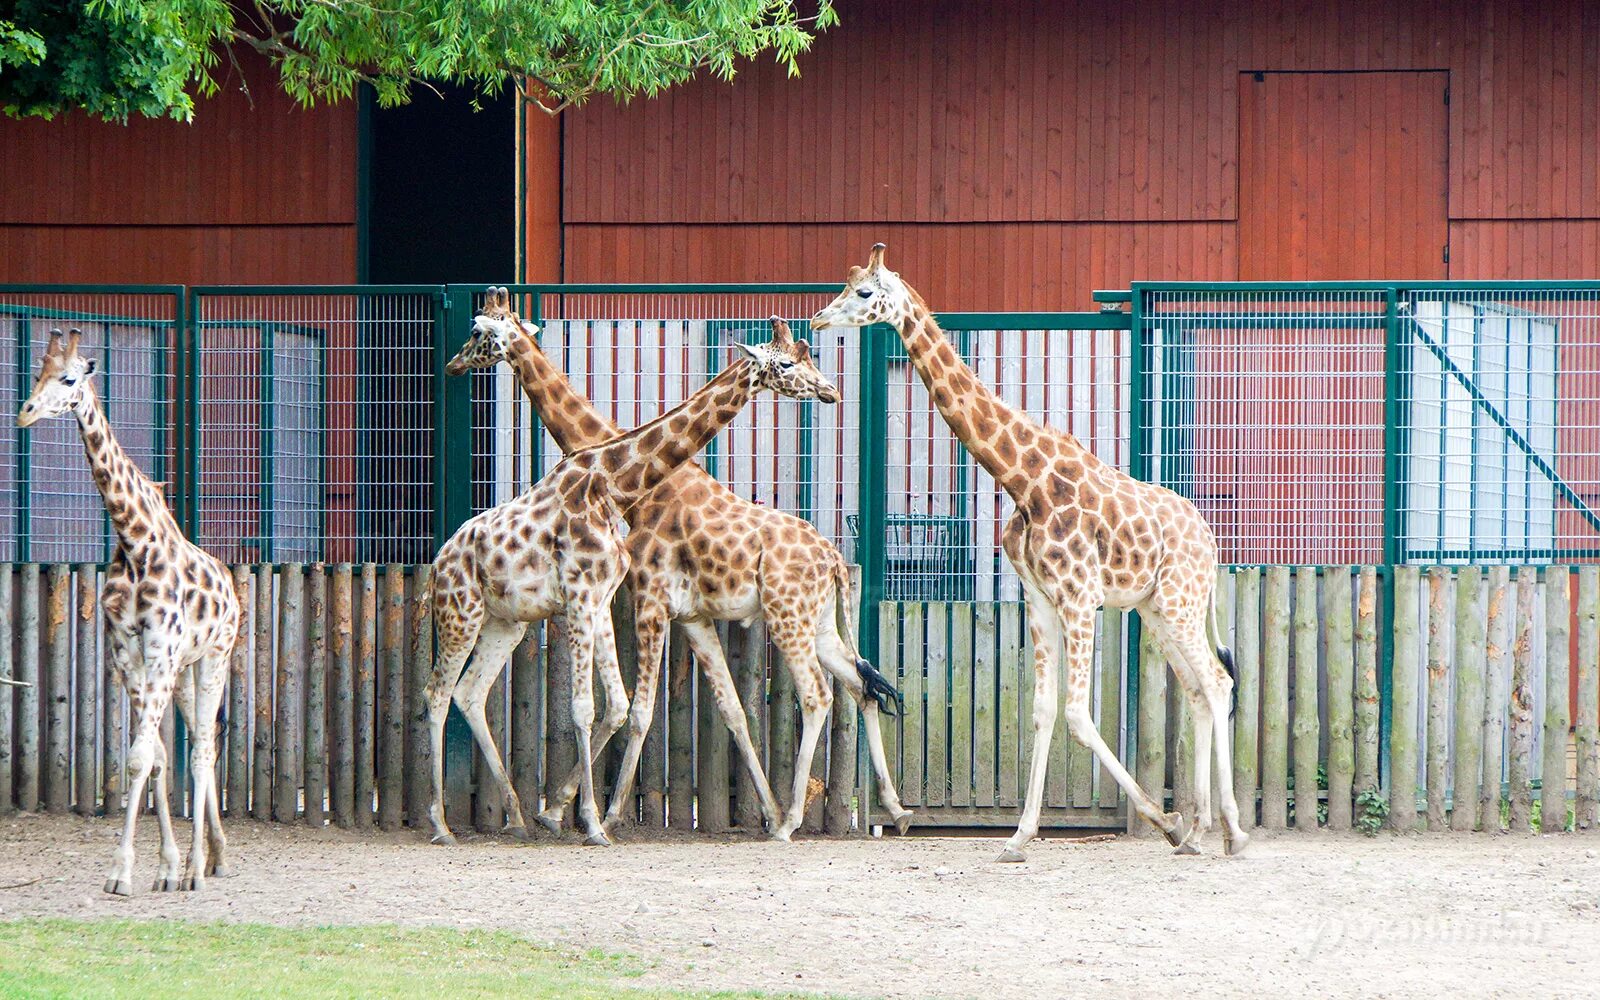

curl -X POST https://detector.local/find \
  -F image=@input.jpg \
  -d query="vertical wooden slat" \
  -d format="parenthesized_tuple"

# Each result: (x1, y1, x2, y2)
(304, 565, 327, 828)
(1542, 567, 1571, 833)
(900, 603, 925, 809)
(1576, 566, 1600, 832)
(379, 565, 406, 831)
(74, 565, 97, 815)
(1508, 566, 1538, 832)
(1261, 566, 1290, 831)
(408, 566, 435, 830)
(666, 625, 694, 831)
(948, 603, 973, 809)
(1425, 566, 1451, 831)
(0, 567, 13, 810)
(354, 563, 377, 828)
(44, 564, 70, 812)
(476, 665, 507, 834)
(1134, 617, 1166, 837)
(17, 564, 39, 813)
(510, 623, 541, 831)
(1292, 566, 1319, 830)
(1232, 569, 1261, 825)
(330, 565, 355, 828)
(606, 590, 637, 827)
(1172, 667, 1194, 824)
(1390, 566, 1421, 831)
(996, 602, 1019, 809)
(826, 564, 863, 834)
(696, 648, 730, 834)
(734, 622, 766, 830)
(1481, 566, 1512, 830)
(804, 683, 828, 834)
(1353, 566, 1380, 795)
(769, 628, 797, 815)
(225, 565, 250, 817)
(100, 575, 122, 816)
(274, 564, 304, 823)
(1451, 567, 1485, 832)
(974, 603, 997, 808)
(1324, 567, 1354, 831)
(251, 563, 272, 822)
(1095, 608, 1122, 809)
(923, 602, 947, 810)
(543, 617, 575, 831)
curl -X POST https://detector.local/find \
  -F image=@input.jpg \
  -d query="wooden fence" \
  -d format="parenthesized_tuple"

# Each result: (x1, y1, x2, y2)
(4, 561, 1597, 836)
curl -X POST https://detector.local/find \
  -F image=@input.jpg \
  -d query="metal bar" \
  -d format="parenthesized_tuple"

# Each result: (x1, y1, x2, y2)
(15, 319, 31, 563)
(258, 322, 276, 563)
(1125, 288, 1147, 760)
(855, 323, 890, 658)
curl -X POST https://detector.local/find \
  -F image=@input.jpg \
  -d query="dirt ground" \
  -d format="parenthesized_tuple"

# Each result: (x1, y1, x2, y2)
(1, 814, 1596, 1000)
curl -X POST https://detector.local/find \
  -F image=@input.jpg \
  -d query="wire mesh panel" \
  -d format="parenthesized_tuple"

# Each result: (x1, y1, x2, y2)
(0, 288, 181, 563)
(194, 289, 441, 564)
(1141, 288, 1389, 566)
(468, 288, 857, 556)
(1400, 288, 1600, 564)
(882, 322, 1132, 601)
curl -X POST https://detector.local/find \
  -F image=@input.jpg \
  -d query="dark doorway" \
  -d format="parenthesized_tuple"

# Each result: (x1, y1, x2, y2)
(364, 84, 515, 284)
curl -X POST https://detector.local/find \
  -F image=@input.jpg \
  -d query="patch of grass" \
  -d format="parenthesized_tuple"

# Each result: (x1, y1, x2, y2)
(0, 919, 812, 1000)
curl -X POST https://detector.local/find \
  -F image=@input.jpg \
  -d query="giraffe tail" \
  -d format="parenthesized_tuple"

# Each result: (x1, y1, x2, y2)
(1206, 586, 1238, 717)
(832, 557, 904, 717)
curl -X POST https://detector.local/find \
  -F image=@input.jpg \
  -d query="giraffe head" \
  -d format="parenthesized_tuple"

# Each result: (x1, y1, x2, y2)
(734, 317, 841, 404)
(446, 286, 540, 375)
(18, 328, 97, 428)
(810, 243, 919, 331)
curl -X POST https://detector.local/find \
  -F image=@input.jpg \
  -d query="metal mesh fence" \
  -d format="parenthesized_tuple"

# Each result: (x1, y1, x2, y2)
(193, 289, 440, 564)
(1141, 288, 1389, 566)
(1, 289, 181, 563)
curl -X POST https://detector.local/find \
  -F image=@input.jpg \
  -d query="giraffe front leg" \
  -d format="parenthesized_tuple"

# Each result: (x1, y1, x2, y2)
(452, 618, 530, 838)
(602, 600, 670, 834)
(817, 626, 913, 834)
(682, 619, 782, 833)
(773, 659, 832, 842)
(998, 588, 1063, 863)
(1174, 689, 1214, 856)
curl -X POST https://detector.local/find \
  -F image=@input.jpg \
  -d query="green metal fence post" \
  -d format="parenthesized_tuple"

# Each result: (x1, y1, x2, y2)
(1126, 287, 1147, 762)
(178, 287, 199, 540)
(1379, 286, 1405, 789)
(258, 320, 276, 563)
(855, 322, 890, 658)
(435, 286, 476, 805)
(14, 318, 30, 562)
(525, 290, 545, 482)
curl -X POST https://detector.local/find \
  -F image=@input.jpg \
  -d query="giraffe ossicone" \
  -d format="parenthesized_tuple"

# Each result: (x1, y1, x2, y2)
(813, 247, 1250, 860)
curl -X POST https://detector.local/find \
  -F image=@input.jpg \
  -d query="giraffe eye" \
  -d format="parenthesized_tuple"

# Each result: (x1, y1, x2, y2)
(856, 288, 873, 300)
(61, 375, 77, 386)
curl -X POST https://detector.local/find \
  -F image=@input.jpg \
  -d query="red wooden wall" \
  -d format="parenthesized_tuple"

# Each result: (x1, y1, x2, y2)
(548, 0, 1600, 307)
(0, 53, 357, 285)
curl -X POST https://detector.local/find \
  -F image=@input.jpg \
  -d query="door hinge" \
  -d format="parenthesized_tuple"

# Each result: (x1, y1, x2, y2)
(1443, 244, 1451, 264)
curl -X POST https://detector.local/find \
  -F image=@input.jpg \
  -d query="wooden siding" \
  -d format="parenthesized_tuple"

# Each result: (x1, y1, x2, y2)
(0, 226, 357, 285)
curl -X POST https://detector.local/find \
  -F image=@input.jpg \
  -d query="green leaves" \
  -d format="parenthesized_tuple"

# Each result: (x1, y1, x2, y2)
(2, 0, 834, 122)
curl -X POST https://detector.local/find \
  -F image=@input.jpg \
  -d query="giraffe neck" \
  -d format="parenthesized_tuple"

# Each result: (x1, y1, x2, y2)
(584, 358, 758, 511)
(895, 305, 1084, 500)
(74, 384, 181, 551)
(504, 325, 619, 452)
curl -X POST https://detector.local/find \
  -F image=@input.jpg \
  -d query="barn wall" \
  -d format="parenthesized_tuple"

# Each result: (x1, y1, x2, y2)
(0, 53, 358, 285)
(558, 0, 1600, 306)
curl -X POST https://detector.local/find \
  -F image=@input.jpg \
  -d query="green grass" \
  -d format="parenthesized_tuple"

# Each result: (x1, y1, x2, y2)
(0, 919, 811, 1000)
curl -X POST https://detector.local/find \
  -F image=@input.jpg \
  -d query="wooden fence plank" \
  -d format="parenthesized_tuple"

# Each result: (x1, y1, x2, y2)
(1173, 664, 1194, 825)
(1232, 570, 1260, 825)
(696, 638, 731, 834)
(804, 660, 829, 837)
(1097, 608, 1123, 809)
(100, 572, 122, 815)
(1134, 618, 1166, 837)
(225, 565, 250, 817)
(74, 565, 97, 815)
(1261, 567, 1290, 831)
(996, 603, 1019, 809)
(274, 564, 304, 823)
(826, 570, 862, 834)
(379, 565, 406, 832)
(769, 624, 797, 816)
(16, 564, 39, 812)
(1577, 566, 1600, 832)
(1542, 567, 1571, 834)
(510, 622, 542, 831)
(1508, 566, 1537, 832)
(1451, 567, 1485, 832)
(1480, 566, 1512, 830)
(0, 567, 13, 810)
(1390, 566, 1421, 831)
(875, 603, 900, 815)
(45, 564, 70, 812)
(304, 565, 327, 828)
(640, 622, 668, 829)
(1425, 567, 1452, 831)
(1325, 567, 1354, 831)
(973, 603, 997, 808)
(924, 602, 947, 810)
(1353, 567, 1380, 796)
(355, 563, 377, 828)
(408, 566, 435, 831)
(666, 625, 694, 831)
(901, 603, 925, 810)
(330, 565, 355, 828)
(251, 563, 272, 822)
(734, 621, 766, 831)
(1292, 566, 1319, 830)
(949, 603, 973, 809)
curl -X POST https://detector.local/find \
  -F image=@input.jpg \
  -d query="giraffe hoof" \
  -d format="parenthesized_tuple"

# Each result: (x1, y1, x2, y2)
(207, 862, 231, 878)
(180, 876, 204, 892)
(154, 876, 183, 892)
(104, 879, 132, 897)
(769, 829, 794, 843)
(1173, 842, 1202, 856)
(894, 812, 914, 836)
(535, 813, 564, 836)
(429, 832, 458, 847)
(1159, 812, 1185, 847)
(995, 846, 1027, 863)
(583, 831, 613, 847)
(505, 825, 531, 842)
(1225, 832, 1251, 857)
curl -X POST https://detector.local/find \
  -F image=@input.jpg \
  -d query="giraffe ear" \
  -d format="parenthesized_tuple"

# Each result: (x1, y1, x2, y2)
(867, 242, 887, 271)
(733, 341, 763, 363)
(82, 358, 98, 377)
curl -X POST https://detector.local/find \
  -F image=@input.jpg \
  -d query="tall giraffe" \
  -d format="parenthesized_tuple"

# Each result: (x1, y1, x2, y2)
(428, 321, 846, 846)
(448, 289, 911, 840)
(813, 246, 1249, 859)
(18, 329, 242, 894)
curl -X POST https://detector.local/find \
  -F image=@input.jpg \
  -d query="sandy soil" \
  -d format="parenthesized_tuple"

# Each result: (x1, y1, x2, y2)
(1, 814, 1596, 999)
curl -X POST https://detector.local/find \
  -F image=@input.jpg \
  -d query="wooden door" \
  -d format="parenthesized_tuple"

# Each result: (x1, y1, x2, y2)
(1239, 71, 1450, 280)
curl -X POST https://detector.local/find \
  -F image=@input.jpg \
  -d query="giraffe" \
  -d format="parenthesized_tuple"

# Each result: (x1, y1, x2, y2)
(18, 329, 242, 894)
(427, 317, 847, 846)
(812, 246, 1249, 860)
(447, 289, 912, 840)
